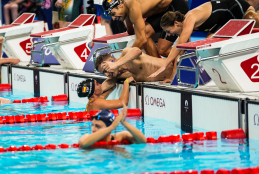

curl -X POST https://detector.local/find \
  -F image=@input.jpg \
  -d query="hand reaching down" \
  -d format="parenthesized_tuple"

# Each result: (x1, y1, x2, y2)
(147, 65, 166, 79)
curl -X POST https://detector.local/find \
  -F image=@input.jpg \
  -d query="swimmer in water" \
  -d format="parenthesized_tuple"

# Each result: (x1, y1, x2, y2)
(0, 97, 11, 104)
(77, 77, 135, 111)
(78, 103, 146, 148)
(147, 0, 259, 83)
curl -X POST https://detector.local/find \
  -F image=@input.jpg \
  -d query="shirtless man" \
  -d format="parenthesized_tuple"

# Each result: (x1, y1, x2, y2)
(148, 0, 259, 82)
(95, 47, 175, 90)
(77, 77, 135, 111)
(102, 0, 189, 57)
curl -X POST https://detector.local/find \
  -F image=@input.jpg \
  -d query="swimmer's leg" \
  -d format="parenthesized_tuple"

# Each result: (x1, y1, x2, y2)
(143, 22, 159, 57)
(244, 6, 259, 28)
(157, 38, 174, 57)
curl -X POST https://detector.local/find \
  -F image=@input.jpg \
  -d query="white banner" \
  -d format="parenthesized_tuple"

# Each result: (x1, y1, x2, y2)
(1, 65, 8, 84)
(40, 72, 64, 96)
(248, 103, 259, 140)
(192, 95, 239, 132)
(143, 87, 181, 124)
(12, 67, 34, 95)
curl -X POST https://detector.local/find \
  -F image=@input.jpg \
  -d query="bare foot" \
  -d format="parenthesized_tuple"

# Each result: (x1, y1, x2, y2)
(0, 97, 12, 104)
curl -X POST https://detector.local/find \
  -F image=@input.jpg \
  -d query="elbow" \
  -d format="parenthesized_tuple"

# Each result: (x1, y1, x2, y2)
(132, 47, 142, 56)
(141, 38, 147, 46)
(124, 100, 129, 106)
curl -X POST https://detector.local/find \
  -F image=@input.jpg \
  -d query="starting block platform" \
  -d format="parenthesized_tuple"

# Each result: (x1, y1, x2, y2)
(0, 13, 46, 61)
(29, 14, 106, 69)
(176, 19, 259, 92)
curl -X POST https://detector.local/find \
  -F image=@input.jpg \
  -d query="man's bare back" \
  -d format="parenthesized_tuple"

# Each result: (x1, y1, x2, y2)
(125, 0, 172, 18)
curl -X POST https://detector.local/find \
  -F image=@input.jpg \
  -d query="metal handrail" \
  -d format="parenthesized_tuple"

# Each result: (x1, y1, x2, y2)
(176, 45, 259, 88)
(30, 36, 88, 67)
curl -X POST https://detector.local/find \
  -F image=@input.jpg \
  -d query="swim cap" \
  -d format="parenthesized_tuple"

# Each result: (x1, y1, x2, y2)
(92, 110, 115, 127)
(77, 79, 95, 98)
(102, 0, 120, 16)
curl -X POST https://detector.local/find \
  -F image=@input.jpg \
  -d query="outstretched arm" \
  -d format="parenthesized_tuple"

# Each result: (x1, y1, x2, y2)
(101, 77, 117, 93)
(147, 18, 195, 78)
(94, 77, 135, 110)
(103, 47, 142, 72)
(120, 103, 146, 144)
(79, 110, 124, 148)
(102, 47, 142, 73)
(100, 85, 116, 99)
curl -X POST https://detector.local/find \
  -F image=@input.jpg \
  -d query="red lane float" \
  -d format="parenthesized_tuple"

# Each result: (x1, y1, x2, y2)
(221, 129, 246, 139)
(206, 131, 217, 140)
(0, 84, 11, 90)
(216, 169, 230, 174)
(37, 114, 46, 122)
(127, 108, 142, 117)
(184, 170, 198, 174)
(182, 133, 194, 141)
(13, 100, 22, 103)
(13, 96, 49, 103)
(51, 94, 68, 101)
(201, 170, 215, 174)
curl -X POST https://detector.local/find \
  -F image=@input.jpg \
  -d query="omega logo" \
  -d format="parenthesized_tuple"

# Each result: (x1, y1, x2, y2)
(145, 95, 165, 108)
(14, 73, 26, 82)
(254, 114, 259, 126)
(184, 100, 189, 112)
(71, 83, 78, 91)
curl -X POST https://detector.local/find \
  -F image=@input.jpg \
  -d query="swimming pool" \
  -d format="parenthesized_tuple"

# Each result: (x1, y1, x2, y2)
(0, 91, 259, 174)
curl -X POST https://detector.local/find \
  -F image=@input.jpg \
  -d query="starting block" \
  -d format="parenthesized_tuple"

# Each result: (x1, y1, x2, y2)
(0, 13, 46, 61)
(176, 19, 259, 92)
(92, 32, 136, 73)
(30, 14, 106, 69)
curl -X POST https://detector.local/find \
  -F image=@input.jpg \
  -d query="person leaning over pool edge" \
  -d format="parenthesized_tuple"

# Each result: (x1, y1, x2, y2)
(77, 77, 135, 111)
(147, 0, 259, 83)
(78, 103, 146, 148)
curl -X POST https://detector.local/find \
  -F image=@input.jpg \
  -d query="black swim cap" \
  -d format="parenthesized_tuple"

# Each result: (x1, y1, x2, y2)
(92, 110, 115, 127)
(102, 0, 120, 16)
(77, 79, 95, 98)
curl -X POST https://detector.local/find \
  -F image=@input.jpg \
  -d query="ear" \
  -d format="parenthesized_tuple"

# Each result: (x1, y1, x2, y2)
(174, 21, 179, 26)
(118, 4, 123, 8)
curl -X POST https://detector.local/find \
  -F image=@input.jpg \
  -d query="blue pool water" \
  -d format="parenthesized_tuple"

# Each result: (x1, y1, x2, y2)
(0, 91, 259, 173)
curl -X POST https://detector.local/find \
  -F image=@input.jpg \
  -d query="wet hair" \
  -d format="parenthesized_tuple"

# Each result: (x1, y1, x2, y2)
(160, 11, 185, 28)
(95, 53, 112, 71)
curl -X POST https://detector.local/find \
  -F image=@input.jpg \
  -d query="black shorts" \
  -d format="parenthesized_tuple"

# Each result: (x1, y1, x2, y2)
(198, 0, 251, 33)
(145, 0, 189, 43)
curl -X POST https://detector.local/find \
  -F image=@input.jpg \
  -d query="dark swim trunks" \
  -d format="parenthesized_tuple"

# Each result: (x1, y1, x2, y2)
(145, 0, 189, 43)
(197, 0, 251, 33)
